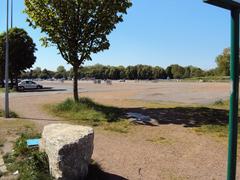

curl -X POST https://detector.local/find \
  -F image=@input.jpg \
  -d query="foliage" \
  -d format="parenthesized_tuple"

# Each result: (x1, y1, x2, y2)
(0, 28, 37, 88)
(55, 65, 67, 79)
(0, 109, 18, 118)
(215, 48, 230, 76)
(24, 0, 132, 101)
(3, 133, 52, 180)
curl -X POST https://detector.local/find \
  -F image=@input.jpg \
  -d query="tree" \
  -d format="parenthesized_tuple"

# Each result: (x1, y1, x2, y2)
(25, 0, 132, 101)
(152, 66, 166, 79)
(189, 66, 204, 77)
(0, 28, 37, 89)
(55, 65, 67, 79)
(215, 48, 230, 76)
(183, 67, 191, 78)
(126, 66, 137, 80)
(31, 67, 42, 79)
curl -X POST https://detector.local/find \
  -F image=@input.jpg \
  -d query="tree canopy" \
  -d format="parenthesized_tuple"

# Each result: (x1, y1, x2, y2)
(25, 0, 132, 101)
(0, 28, 37, 88)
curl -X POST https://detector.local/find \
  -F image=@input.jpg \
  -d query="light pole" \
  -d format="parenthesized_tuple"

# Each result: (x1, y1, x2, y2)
(11, 0, 13, 28)
(4, 0, 9, 118)
(203, 0, 240, 179)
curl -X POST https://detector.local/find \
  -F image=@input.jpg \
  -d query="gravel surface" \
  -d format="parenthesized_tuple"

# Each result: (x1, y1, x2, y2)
(0, 80, 239, 179)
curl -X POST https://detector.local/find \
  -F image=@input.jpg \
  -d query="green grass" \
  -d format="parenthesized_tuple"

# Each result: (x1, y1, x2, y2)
(47, 98, 131, 133)
(3, 131, 122, 180)
(146, 136, 173, 144)
(184, 76, 230, 82)
(0, 110, 18, 118)
(195, 125, 228, 138)
(0, 88, 16, 93)
(194, 99, 240, 142)
(3, 132, 52, 180)
(0, 119, 35, 151)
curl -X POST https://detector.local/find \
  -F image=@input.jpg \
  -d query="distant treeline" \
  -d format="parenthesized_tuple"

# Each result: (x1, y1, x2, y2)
(20, 62, 226, 80)
(2, 47, 229, 82)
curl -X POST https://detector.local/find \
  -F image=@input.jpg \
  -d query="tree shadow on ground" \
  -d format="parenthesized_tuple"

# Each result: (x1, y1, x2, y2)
(124, 107, 231, 127)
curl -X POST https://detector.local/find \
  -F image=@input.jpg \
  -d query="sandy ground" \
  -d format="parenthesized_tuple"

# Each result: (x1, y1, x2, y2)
(0, 80, 239, 180)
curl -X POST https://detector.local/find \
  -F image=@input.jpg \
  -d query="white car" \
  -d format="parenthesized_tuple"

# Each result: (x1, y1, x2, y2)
(18, 80, 43, 91)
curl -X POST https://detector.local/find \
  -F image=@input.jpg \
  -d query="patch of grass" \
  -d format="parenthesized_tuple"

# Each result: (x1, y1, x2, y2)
(103, 120, 131, 133)
(146, 136, 172, 144)
(3, 132, 52, 180)
(47, 98, 129, 131)
(0, 110, 18, 118)
(195, 124, 240, 144)
(0, 119, 35, 151)
(0, 88, 16, 93)
(184, 76, 230, 82)
(213, 99, 224, 106)
(3, 132, 122, 180)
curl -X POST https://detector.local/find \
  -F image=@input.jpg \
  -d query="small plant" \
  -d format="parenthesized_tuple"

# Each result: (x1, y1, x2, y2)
(104, 120, 131, 133)
(213, 99, 224, 106)
(3, 133, 52, 180)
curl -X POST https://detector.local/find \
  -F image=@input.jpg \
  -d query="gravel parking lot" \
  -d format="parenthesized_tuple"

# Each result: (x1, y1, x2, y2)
(0, 80, 238, 180)
(3, 80, 230, 104)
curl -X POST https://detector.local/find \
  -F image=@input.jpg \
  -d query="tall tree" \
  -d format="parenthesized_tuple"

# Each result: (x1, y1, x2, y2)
(215, 48, 230, 76)
(25, 0, 132, 101)
(55, 65, 67, 79)
(0, 28, 36, 89)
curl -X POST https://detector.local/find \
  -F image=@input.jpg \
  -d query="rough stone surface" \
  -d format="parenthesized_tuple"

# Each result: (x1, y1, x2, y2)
(40, 124, 94, 180)
(0, 155, 7, 174)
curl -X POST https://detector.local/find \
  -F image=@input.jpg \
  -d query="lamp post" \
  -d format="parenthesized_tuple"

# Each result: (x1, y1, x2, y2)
(11, 0, 13, 28)
(4, 0, 9, 118)
(203, 1, 240, 179)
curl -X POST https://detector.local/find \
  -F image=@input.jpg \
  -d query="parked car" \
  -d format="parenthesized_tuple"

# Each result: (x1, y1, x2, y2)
(18, 80, 43, 91)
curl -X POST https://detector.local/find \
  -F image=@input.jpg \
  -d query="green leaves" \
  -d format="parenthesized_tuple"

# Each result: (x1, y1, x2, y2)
(24, 0, 132, 66)
(0, 28, 37, 82)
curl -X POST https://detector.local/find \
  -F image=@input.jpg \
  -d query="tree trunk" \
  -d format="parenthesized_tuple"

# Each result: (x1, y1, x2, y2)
(73, 65, 79, 102)
(15, 74, 18, 91)
(10, 76, 13, 89)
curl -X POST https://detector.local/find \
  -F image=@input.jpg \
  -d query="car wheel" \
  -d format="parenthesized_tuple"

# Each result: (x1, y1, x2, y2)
(18, 86, 24, 91)
(37, 85, 42, 89)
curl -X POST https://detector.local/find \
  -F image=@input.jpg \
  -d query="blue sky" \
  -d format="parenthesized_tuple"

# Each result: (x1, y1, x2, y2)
(0, 0, 231, 71)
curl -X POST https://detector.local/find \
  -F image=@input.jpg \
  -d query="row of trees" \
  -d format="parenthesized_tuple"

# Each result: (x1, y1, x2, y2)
(0, 29, 232, 89)
(21, 60, 229, 81)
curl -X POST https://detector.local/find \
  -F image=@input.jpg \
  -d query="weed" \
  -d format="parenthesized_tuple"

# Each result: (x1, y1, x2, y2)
(213, 99, 224, 106)
(3, 133, 52, 180)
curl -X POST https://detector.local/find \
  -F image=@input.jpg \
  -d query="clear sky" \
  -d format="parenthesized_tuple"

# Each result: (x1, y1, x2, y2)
(0, 0, 231, 71)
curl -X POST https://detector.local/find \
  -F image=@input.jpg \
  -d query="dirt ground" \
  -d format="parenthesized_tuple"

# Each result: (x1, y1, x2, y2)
(0, 80, 239, 180)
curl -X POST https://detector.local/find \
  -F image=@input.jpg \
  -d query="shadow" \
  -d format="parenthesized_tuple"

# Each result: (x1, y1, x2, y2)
(18, 117, 62, 122)
(124, 107, 232, 127)
(18, 87, 67, 93)
(85, 163, 128, 180)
